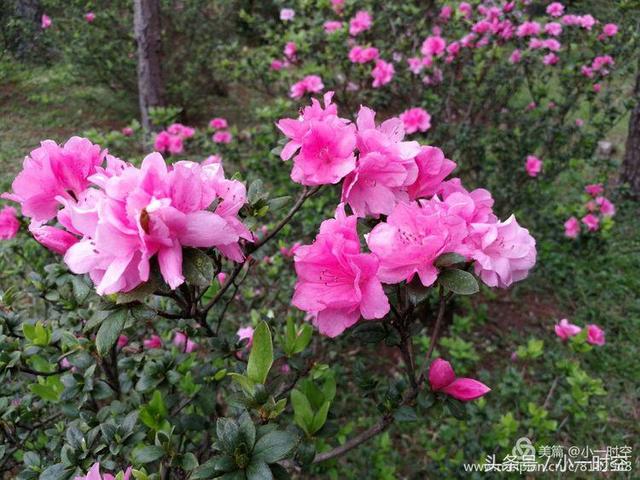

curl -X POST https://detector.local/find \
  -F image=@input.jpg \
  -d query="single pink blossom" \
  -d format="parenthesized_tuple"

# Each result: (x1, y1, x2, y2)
(543, 53, 559, 66)
(585, 183, 604, 196)
(545, 22, 563, 36)
(596, 196, 615, 217)
(525, 155, 542, 177)
(212, 131, 233, 144)
(602, 23, 618, 37)
(117, 335, 129, 348)
(439, 5, 453, 20)
(407, 146, 457, 200)
(575, 118, 584, 127)
(517, 21, 541, 37)
(399, 108, 431, 134)
(407, 57, 424, 74)
(173, 331, 198, 353)
(509, 49, 522, 64)
(331, 0, 344, 14)
(324, 21, 343, 33)
(564, 217, 580, 238)
(143, 335, 162, 350)
(458, 2, 472, 18)
(555, 318, 582, 340)
(28, 224, 77, 254)
(41, 14, 52, 29)
(421, 35, 447, 57)
(586, 324, 605, 346)
(237, 326, 255, 346)
(217, 272, 227, 285)
(371, 59, 394, 88)
(270, 59, 284, 71)
(546, 2, 564, 17)
(121, 127, 134, 137)
(289, 75, 324, 99)
(349, 10, 372, 36)
(0, 206, 20, 240)
(581, 213, 600, 231)
(348, 46, 379, 64)
(280, 8, 295, 21)
(579, 14, 596, 30)
(209, 117, 228, 130)
(284, 41, 297, 60)
(85, 12, 96, 23)
(593, 83, 602, 93)
(292, 205, 389, 337)
(429, 358, 490, 401)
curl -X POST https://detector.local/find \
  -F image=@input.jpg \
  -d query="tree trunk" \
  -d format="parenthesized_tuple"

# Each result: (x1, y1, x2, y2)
(133, 0, 165, 136)
(621, 69, 640, 198)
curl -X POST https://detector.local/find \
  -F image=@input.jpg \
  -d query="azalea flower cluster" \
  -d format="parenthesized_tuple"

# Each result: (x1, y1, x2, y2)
(154, 123, 196, 154)
(554, 318, 605, 346)
(564, 183, 615, 238)
(209, 116, 233, 144)
(3, 137, 252, 295)
(73, 462, 132, 480)
(277, 94, 536, 337)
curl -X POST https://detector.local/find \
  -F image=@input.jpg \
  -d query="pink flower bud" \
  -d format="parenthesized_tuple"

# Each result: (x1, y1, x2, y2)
(428, 358, 490, 402)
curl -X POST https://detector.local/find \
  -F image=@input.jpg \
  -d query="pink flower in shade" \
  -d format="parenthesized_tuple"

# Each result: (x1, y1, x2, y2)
(406, 147, 457, 200)
(575, 118, 584, 127)
(212, 131, 233, 144)
(289, 75, 324, 99)
(545, 22, 563, 36)
(217, 272, 227, 285)
(407, 57, 424, 74)
(581, 213, 600, 231)
(237, 326, 255, 346)
(555, 318, 582, 340)
(143, 335, 162, 349)
(292, 205, 389, 337)
(469, 215, 537, 288)
(348, 46, 379, 64)
(277, 92, 357, 185)
(28, 224, 77, 254)
(331, 0, 344, 14)
(546, 2, 564, 17)
(371, 59, 395, 88)
(525, 155, 542, 177)
(73, 462, 132, 480)
(509, 49, 522, 64)
(593, 83, 602, 93)
(283, 41, 297, 60)
(579, 15, 596, 30)
(155, 131, 183, 154)
(280, 8, 295, 21)
(85, 12, 96, 23)
(0, 206, 20, 240)
(543, 53, 559, 66)
(602, 23, 618, 37)
(341, 106, 420, 217)
(516, 21, 541, 37)
(596, 197, 615, 217)
(399, 108, 431, 134)
(41, 14, 52, 29)
(439, 5, 453, 20)
(349, 10, 372, 36)
(117, 335, 129, 348)
(421, 36, 447, 57)
(428, 358, 490, 402)
(167, 123, 195, 139)
(324, 21, 343, 33)
(2, 137, 105, 222)
(173, 331, 198, 353)
(564, 217, 580, 238)
(586, 324, 605, 346)
(270, 59, 285, 71)
(121, 127, 134, 137)
(585, 183, 604, 196)
(458, 2, 472, 18)
(209, 117, 228, 130)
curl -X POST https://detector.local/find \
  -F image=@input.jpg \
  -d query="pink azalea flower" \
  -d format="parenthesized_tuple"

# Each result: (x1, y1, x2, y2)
(85, 12, 96, 23)
(581, 213, 600, 231)
(602, 23, 618, 37)
(458, 2, 472, 19)
(292, 205, 389, 337)
(324, 21, 343, 33)
(371, 59, 394, 88)
(555, 318, 582, 340)
(167, 123, 195, 139)
(283, 41, 297, 60)
(564, 217, 580, 238)
(209, 117, 228, 130)
(348, 46, 379, 64)
(154, 131, 183, 154)
(546, 2, 564, 17)
(270, 59, 284, 71)
(289, 75, 324, 99)
(421, 35, 447, 57)
(596, 196, 615, 217)
(212, 131, 233, 144)
(28, 224, 77, 254)
(543, 53, 559, 66)
(117, 335, 129, 348)
(399, 107, 431, 134)
(2, 137, 105, 222)
(280, 8, 295, 21)
(0, 206, 20, 240)
(407, 57, 424, 74)
(73, 462, 132, 480)
(575, 118, 584, 127)
(217, 272, 227, 285)
(439, 5, 453, 20)
(277, 92, 357, 185)
(143, 335, 162, 349)
(545, 22, 563, 36)
(525, 155, 542, 177)
(237, 326, 255, 346)
(516, 21, 541, 37)
(579, 14, 596, 30)
(429, 358, 490, 402)
(331, 0, 344, 14)
(469, 215, 537, 288)
(593, 83, 602, 93)
(585, 183, 604, 196)
(341, 107, 420, 217)
(407, 146, 457, 200)
(121, 127, 134, 137)
(173, 331, 198, 353)
(586, 324, 605, 346)
(41, 14, 52, 29)
(509, 49, 522, 64)
(349, 10, 372, 36)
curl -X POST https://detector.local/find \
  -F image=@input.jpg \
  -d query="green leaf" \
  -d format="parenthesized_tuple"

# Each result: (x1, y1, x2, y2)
(290, 389, 313, 435)
(246, 460, 273, 480)
(179, 452, 199, 471)
(438, 269, 479, 295)
(252, 431, 297, 463)
(311, 400, 331, 434)
(132, 445, 165, 464)
(247, 321, 273, 384)
(393, 405, 418, 423)
(39, 463, 69, 480)
(229, 373, 255, 395)
(435, 253, 467, 268)
(95, 309, 127, 357)
(182, 248, 214, 288)
(238, 411, 256, 449)
(292, 324, 313, 354)
(191, 456, 236, 479)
